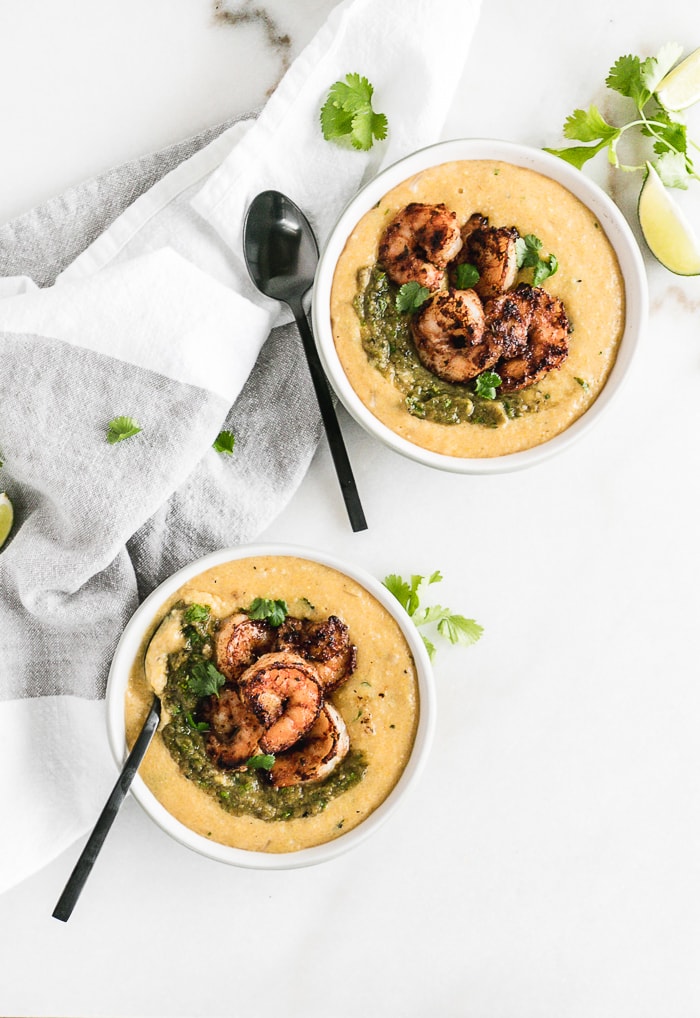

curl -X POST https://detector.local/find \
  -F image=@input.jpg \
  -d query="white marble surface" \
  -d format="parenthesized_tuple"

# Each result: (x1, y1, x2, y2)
(1, 1, 700, 1016)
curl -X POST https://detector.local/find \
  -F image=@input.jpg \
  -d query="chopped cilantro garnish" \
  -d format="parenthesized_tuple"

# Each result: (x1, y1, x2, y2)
(396, 281, 430, 313)
(383, 571, 483, 660)
(245, 754, 276, 771)
(455, 263, 480, 289)
(187, 659, 226, 699)
(474, 371, 502, 400)
(183, 603, 210, 624)
(106, 416, 142, 445)
(574, 376, 590, 391)
(320, 73, 388, 151)
(246, 597, 288, 627)
(186, 711, 210, 732)
(213, 430, 235, 455)
(515, 234, 558, 285)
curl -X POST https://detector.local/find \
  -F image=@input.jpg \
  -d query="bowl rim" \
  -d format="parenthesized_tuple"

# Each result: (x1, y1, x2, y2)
(105, 542, 436, 870)
(311, 136, 649, 475)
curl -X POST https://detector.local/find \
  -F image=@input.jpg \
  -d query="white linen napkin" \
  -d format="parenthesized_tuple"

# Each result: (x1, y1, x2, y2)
(0, 0, 481, 895)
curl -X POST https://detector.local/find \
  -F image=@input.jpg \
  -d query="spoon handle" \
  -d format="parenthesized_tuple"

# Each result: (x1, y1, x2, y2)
(52, 697, 161, 922)
(292, 302, 368, 533)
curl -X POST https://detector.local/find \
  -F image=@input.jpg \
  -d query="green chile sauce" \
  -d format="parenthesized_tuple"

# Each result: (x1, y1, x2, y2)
(353, 265, 551, 426)
(159, 607, 366, 822)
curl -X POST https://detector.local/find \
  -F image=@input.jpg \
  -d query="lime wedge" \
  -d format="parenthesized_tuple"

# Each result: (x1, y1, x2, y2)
(637, 162, 700, 276)
(0, 492, 14, 550)
(656, 46, 700, 111)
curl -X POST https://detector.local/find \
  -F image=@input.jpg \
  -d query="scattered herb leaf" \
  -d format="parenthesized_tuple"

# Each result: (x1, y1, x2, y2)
(574, 376, 590, 391)
(106, 416, 142, 445)
(246, 597, 288, 628)
(244, 753, 276, 771)
(186, 711, 210, 732)
(396, 281, 431, 313)
(455, 263, 480, 289)
(213, 429, 235, 455)
(515, 234, 558, 285)
(187, 660, 226, 699)
(383, 571, 483, 660)
(320, 73, 388, 151)
(183, 603, 210, 625)
(474, 371, 502, 400)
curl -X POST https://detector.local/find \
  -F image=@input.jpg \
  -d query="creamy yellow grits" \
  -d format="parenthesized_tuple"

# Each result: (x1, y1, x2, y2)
(330, 159, 626, 457)
(126, 556, 419, 853)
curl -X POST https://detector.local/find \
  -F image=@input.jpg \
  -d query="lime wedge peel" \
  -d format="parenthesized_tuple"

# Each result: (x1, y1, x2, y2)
(637, 162, 700, 276)
(0, 492, 14, 550)
(656, 46, 700, 111)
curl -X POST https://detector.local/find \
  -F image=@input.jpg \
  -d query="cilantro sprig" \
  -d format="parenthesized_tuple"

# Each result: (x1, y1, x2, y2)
(245, 597, 288, 628)
(320, 73, 388, 151)
(383, 571, 483, 660)
(106, 416, 142, 445)
(545, 43, 700, 189)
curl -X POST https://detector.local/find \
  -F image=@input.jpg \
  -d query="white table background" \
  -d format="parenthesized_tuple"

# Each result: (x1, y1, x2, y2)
(1, 1, 699, 1016)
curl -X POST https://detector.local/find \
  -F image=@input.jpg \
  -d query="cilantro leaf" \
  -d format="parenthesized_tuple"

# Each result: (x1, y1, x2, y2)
(188, 659, 226, 699)
(563, 105, 619, 144)
(396, 281, 430, 313)
(474, 371, 501, 400)
(455, 263, 480, 289)
(606, 53, 650, 106)
(213, 430, 235, 455)
(246, 597, 288, 627)
(186, 711, 210, 732)
(544, 140, 612, 170)
(383, 573, 424, 617)
(515, 234, 559, 285)
(320, 73, 388, 151)
(515, 234, 543, 268)
(383, 571, 483, 658)
(183, 603, 210, 625)
(436, 614, 484, 647)
(654, 150, 690, 189)
(106, 416, 142, 445)
(532, 253, 559, 286)
(245, 753, 276, 771)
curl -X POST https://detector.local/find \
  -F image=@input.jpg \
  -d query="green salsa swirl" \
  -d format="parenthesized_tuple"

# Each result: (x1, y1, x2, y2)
(159, 607, 367, 823)
(353, 265, 551, 427)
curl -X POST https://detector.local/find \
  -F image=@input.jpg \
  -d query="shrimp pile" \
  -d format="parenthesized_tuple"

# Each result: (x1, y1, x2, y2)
(379, 203, 571, 393)
(199, 611, 356, 789)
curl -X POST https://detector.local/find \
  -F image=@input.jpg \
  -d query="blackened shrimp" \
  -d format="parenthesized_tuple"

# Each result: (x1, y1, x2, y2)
(238, 651, 323, 754)
(275, 615, 356, 693)
(379, 203, 463, 291)
(269, 703, 350, 789)
(452, 212, 519, 300)
(490, 283, 571, 392)
(200, 687, 264, 770)
(410, 288, 503, 383)
(215, 613, 276, 682)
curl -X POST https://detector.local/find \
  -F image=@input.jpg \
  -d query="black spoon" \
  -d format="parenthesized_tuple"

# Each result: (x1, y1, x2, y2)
(52, 697, 161, 922)
(243, 190, 367, 533)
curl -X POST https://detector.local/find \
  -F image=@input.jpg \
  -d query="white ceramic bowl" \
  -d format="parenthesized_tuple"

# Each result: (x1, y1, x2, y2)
(312, 138, 648, 474)
(106, 544, 435, 870)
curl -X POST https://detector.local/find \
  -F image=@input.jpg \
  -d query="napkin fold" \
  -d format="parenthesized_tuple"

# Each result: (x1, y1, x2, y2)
(0, 0, 481, 894)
